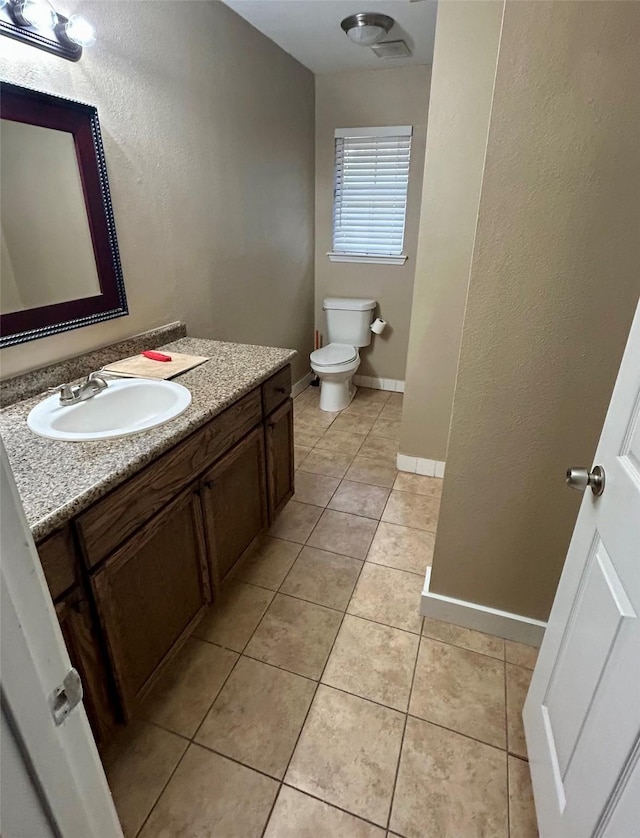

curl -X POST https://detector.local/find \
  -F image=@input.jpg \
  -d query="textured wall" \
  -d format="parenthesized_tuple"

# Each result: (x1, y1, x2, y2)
(399, 1, 504, 461)
(314, 66, 431, 381)
(431, 0, 640, 620)
(0, 0, 315, 382)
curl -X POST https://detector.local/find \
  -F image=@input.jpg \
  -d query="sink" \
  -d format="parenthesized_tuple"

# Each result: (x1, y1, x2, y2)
(27, 378, 192, 442)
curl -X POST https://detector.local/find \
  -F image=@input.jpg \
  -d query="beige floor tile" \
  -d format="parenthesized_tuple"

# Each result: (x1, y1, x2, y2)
(264, 786, 385, 837)
(244, 593, 342, 679)
(348, 563, 423, 634)
(307, 509, 378, 560)
(102, 720, 187, 838)
(507, 663, 532, 758)
(345, 455, 398, 488)
(509, 756, 539, 838)
(506, 640, 539, 670)
(393, 472, 443, 497)
(295, 426, 324, 448)
(331, 413, 377, 435)
(341, 400, 385, 419)
(298, 448, 354, 479)
(354, 387, 391, 405)
(294, 388, 318, 407)
(268, 500, 323, 543)
(382, 490, 440, 532)
(140, 638, 238, 737)
(194, 581, 274, 652)
(294, 445, 312, 469)
(286, 685, 404, 827)
(328, 480, 390, 520)
(297, 407, 341, 428)
(409, 638, 506, 748)
(370, 416, 401, 440)
(390, 716, 508, 838)
(379, 403, 403, 421)
(366, 521, 434, 575)
(315, 428, 367, 456)
(322, 614, 419, 711)
(280, 546, 362, 611)
(139, 744, 278, 838)
(359, 435, 398, 464)
(237, 536, 302, 590)
(386, 393, 403, 408)
(422, 617, 505, 660)
(293, 471, 340, 507)
(195, 657, 315, 779)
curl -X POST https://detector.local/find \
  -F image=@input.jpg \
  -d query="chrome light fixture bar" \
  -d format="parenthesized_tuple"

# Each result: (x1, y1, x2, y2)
(0, 0, 96, 61)
(340, 12, 394, 47)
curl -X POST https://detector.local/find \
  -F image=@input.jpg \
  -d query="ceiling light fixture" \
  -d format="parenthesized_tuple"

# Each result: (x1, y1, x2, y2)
(340, 12, 394, 47)
(1, 0, 96, 60)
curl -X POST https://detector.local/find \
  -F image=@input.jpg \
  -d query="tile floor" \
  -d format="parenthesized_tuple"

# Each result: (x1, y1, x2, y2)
(102, 385, 540, 837)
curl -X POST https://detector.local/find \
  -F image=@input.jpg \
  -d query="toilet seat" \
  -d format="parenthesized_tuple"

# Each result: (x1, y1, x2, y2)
(310, 343, 357, 367)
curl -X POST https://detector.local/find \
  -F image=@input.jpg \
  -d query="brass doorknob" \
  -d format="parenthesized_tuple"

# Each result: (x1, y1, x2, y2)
(566, 465, 605, 496)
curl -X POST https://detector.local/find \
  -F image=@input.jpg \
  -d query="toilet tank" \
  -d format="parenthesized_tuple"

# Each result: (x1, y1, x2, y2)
(323, 297, 376, 347)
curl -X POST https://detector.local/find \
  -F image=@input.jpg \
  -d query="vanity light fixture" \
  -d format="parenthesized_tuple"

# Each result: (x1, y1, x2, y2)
(340, 12, 394, 47)
(0, 0, 96, 60)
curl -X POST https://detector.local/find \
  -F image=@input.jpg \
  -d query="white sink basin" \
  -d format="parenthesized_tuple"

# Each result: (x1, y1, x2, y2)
(27, 378, 192, 442)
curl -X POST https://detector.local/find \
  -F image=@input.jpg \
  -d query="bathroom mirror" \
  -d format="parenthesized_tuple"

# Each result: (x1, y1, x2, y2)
(0, 82, 127, 349)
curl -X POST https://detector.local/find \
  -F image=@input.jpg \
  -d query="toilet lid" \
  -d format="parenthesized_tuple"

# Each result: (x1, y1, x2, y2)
(310, 343, 357, 366)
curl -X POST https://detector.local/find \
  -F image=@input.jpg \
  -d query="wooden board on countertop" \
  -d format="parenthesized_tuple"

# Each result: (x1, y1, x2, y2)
(102, 352, 209, 380)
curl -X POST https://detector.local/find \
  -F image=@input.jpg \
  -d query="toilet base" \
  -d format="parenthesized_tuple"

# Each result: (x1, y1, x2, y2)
(319, 377, 356, 412)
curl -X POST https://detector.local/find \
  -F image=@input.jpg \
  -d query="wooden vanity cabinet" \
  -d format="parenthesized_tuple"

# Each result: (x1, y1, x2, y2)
(38, 527, 119, 746)
(90, 487, 210, 717)
(35, 363, 294, 743)
(200, 426, 268, 588)
(265, 398, 294, 522)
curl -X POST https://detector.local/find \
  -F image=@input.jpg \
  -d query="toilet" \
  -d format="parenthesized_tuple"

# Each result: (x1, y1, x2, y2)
(310, 297, 377, 412)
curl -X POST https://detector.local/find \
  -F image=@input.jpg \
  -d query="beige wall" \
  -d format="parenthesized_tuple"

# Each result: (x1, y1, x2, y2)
(400, 1, 504, 461)
(431, 0, 640, 621)
(0, 0, 315, 383)
(315, 66, 430, 381)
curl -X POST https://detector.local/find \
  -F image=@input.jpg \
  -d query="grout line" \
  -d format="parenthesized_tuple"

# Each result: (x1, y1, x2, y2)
(279, 782, 393, 832)
(505, 654, 512, 838)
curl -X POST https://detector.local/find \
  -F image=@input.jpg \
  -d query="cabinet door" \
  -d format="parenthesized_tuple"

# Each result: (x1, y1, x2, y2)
(265, 398, 294, 522)
(91, 488, 210, 716)
(56, 588, 119, 746)
(201, 427, 268, 587)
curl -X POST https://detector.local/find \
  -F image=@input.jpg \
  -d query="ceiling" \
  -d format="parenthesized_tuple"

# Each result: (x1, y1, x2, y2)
(221, 0, 438, 74)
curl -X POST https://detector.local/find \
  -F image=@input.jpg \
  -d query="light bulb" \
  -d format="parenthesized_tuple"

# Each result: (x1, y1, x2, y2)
(15, 0, 57, 30)
(346, 24, 386, 46)
(63, 14, 96, 46)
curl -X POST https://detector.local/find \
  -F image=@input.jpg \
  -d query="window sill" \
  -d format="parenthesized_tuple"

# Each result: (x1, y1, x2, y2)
(327, 252, 408, 266)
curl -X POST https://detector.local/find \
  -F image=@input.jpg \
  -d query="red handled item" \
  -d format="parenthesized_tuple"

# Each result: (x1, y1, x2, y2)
(142, 350, 172, 362)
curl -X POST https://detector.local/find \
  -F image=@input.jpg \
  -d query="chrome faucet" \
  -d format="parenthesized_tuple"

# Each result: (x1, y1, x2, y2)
(50, 371, 110, 406)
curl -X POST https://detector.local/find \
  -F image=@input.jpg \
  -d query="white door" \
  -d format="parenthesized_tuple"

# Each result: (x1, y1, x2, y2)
(0, 442, 123, 837)
(524, 299, 640, 837)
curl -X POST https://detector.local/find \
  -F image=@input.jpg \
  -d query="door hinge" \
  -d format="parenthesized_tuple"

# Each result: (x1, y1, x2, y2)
(49, 668, 83, 726)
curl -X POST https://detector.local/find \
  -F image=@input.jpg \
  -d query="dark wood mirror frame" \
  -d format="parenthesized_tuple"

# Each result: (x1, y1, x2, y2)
(0, 83, 128, 349)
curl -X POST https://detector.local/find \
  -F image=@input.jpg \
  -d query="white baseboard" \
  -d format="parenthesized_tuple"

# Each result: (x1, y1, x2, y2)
(353, 375, 405, 393)
(421, 567, 547, 646)
(397, 454, 446, 479)
(292, 372, 314, 398)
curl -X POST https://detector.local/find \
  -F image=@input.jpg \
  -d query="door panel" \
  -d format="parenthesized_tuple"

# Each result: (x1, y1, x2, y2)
(524, 301, 640, 837)
(265, 398, 294, 522)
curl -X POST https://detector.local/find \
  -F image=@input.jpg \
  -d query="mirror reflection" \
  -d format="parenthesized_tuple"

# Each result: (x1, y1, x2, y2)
(0, 118, 101, 315)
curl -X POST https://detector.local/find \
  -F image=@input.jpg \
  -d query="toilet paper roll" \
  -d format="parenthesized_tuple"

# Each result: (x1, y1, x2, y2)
(370, 317, 387, 335)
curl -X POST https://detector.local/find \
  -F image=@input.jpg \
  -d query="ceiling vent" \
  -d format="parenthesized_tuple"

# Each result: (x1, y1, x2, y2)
(371, 39, 411, 59)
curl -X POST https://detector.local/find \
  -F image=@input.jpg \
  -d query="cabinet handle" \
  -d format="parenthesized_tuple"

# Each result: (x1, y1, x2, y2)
(275, 387, 287, 394)
(205, 480, 215, 490)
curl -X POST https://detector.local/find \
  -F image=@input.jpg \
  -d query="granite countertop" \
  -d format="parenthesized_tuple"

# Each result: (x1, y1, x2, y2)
(0, 337, 296, 542)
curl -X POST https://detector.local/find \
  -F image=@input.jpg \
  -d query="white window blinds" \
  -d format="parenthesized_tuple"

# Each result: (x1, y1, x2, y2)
(332, 125, 412, 260)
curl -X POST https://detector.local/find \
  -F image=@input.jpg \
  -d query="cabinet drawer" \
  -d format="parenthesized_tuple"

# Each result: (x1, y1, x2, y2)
(77, 389, 262, 568)
(262, 365, 291, 417)
(38, 526, 78, 601)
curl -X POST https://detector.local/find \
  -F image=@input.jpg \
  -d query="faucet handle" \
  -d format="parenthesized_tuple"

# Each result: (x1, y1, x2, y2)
(48, 384, 76, 403)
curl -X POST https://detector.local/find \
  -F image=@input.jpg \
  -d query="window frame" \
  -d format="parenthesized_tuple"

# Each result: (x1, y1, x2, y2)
(328, 124, 413, 266)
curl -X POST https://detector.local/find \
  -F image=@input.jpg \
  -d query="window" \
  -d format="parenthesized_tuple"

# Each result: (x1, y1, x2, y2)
(329, 125, 412, 265)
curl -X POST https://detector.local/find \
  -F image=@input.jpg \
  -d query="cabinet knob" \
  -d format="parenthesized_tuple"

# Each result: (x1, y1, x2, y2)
(205, 480, 215, 490)
(73, 598, 90, 615)
(275, 387, 287, 395)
